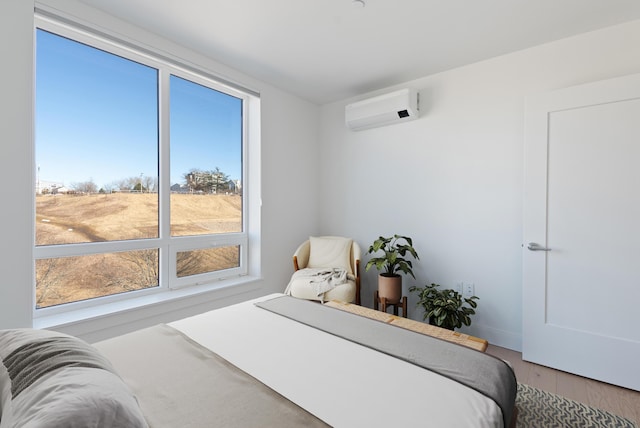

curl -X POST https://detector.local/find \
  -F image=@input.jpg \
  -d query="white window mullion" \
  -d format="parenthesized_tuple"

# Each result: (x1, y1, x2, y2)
(240, 96, 250, 272)
(159, 69, 171, 290)
(34, 239, 162, 260)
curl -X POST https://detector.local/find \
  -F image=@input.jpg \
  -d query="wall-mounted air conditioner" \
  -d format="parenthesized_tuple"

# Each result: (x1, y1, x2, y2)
(345, 88, 419, 131)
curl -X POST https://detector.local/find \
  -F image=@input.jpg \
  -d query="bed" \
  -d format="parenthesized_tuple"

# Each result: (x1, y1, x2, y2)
(0, 294, 517, 428)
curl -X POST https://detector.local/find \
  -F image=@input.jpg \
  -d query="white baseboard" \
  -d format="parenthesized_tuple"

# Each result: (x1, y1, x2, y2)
(464, 323, 522, 352)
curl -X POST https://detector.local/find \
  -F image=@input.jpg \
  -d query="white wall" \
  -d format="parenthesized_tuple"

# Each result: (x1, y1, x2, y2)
(319, 20, 640, 350)
(0, 0, 322, 341)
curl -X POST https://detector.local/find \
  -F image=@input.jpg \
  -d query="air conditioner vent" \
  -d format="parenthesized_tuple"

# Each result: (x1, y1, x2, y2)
(345, 88, 419, 131)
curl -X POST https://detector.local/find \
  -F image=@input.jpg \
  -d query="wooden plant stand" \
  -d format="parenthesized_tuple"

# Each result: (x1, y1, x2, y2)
(373, 290, 408, 318)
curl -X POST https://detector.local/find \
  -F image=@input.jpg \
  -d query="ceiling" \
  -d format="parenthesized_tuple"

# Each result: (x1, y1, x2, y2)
(77, 0, 640, 104)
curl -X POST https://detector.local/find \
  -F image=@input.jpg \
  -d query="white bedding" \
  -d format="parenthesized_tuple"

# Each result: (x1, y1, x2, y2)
(170, 294, 503, 427)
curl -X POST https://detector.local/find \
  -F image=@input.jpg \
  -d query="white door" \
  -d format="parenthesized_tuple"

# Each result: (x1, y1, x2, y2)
(523, 73, 640, 391)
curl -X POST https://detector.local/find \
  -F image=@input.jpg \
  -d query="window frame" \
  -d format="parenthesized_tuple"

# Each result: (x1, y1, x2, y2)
(33, 13, 256, 318)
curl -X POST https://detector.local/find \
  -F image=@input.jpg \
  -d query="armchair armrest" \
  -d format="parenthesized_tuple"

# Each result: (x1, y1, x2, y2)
(292, 240, 311, 271)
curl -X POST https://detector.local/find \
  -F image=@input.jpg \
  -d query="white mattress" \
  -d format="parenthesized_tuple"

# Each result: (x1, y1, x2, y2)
(170, 294, 502, 427)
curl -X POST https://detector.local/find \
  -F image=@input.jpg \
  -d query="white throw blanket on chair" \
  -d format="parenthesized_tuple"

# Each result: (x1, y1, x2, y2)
(285, 268, 351, 303)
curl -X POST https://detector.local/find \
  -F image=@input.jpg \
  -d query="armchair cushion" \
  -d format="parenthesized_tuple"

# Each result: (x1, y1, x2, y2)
(307, 236, 353, 274)
(286, 278, 357, 303)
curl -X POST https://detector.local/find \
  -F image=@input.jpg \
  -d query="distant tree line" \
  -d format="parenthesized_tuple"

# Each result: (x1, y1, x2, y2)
(68, 175, 159, 194)
(64, 167, 235, 195)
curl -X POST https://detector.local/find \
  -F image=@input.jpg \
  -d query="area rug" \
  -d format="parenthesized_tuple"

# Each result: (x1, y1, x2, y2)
(516, 383, 637, 428)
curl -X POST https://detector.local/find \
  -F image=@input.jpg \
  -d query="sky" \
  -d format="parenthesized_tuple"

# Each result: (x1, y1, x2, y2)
(35, 29, 242, 191)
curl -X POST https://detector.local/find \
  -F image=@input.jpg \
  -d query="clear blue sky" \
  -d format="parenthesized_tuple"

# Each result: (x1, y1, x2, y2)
(35, 29, 242, 190)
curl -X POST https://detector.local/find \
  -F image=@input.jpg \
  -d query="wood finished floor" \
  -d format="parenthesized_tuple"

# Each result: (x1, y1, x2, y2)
(486, 345, 640, 424)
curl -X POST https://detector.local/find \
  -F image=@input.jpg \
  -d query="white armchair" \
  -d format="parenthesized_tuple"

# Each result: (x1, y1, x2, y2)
(287, 236, 361, 305)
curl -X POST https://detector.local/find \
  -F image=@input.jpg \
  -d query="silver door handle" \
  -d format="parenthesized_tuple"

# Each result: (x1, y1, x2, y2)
(527, 242, 551, 251)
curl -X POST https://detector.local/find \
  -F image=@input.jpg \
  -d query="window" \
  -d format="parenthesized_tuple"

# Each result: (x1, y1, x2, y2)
(34, 16, 256, 313)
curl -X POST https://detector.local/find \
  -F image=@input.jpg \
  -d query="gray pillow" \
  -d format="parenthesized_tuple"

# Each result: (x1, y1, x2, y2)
(0, 328, 148, 428)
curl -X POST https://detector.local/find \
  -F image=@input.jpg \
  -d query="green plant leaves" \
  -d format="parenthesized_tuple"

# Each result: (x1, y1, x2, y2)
(365, 234, 419, 277)
(408, 283, 479, 331)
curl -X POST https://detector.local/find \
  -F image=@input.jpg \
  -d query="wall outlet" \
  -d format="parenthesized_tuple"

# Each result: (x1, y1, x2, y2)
(455, 282, 463, 294)
(463, 283, 475, 296)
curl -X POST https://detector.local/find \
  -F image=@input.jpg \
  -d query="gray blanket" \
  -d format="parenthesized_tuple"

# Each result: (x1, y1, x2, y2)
(256, 295, 517, 428)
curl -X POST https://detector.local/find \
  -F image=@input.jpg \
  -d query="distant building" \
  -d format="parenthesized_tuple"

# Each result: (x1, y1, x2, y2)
(49, 185, 73, 194)
(228, 179, 241, 194)
(36, 180, 65, 194)
(170, 183, 190, 193)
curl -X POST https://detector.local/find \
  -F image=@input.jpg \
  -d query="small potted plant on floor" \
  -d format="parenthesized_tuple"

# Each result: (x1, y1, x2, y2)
(365, 234, 419, 304)
(409, 283, 479, 331)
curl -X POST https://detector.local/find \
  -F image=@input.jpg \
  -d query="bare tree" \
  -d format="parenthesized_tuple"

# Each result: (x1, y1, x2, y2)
(112, 179, 126, 191)
(142, 175, 158, 193)
(101, 183, 114, 194)
(71, 179, 98, 194)
(35, 258, 69, 308)
(115, 249, 159, 289)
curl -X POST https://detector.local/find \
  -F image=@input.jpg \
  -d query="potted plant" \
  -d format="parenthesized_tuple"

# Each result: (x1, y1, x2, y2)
(365, 234, 419, 304)
(409, 283, 478, 331)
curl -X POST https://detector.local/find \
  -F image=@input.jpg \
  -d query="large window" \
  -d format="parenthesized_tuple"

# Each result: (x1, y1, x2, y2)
(34, 16, 253, 312)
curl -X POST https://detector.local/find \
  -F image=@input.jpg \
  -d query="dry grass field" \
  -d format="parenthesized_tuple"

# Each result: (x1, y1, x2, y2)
(35, 193, 241, 308)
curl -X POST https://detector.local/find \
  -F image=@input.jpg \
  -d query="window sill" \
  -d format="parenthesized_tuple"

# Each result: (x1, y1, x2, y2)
(33, 275, 262, 332)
